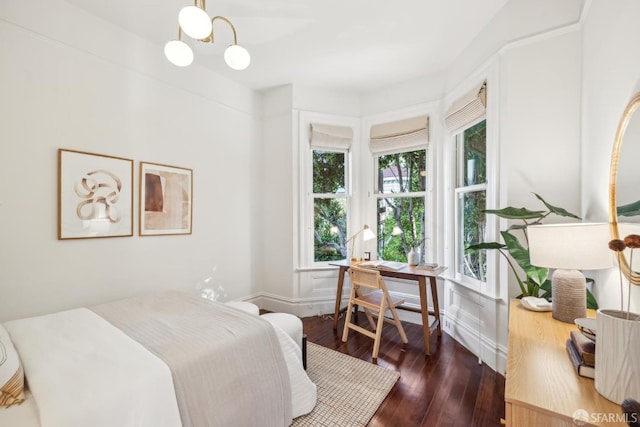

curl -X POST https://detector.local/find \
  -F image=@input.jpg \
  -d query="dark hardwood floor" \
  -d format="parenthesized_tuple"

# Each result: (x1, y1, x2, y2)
(301, 312, 505, 427)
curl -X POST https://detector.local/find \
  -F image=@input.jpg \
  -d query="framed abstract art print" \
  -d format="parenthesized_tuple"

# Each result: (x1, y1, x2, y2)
(58, 149, 134, 239)
(139, 162, 193, 236)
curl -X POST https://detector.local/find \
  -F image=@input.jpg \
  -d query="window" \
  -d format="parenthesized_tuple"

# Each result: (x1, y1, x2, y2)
(375, 149, 427, 263)
(370, 115, 429, 263)
(303, 120, 354, 265)
(455, 120, 487, 283)
(312, 150, 348, 262)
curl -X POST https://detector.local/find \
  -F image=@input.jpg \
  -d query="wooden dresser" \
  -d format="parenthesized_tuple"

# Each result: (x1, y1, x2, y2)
(505, 299, 626, 426)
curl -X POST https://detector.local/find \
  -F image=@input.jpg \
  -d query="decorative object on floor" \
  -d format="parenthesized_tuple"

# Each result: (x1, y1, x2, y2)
(58, 149, 133, 239)
(139, 162, 193, 236)
(342, 266, 408, 362)
(292, 342, 399, 426)
(527, 222, 612, 323)
(346, 224, 376, 261)
(165, 0, 250, 70)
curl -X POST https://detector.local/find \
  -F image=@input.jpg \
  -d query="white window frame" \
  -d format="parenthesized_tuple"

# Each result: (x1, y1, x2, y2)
(373, 149, 429, 263)
(297, 112, 360, 269)
(453, 118, 488, 289)
(362, 105, 437, 265)
(444, 73, 499, 299)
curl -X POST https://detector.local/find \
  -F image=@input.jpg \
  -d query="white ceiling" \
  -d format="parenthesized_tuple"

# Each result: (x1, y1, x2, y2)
(66, 0, 512, 92)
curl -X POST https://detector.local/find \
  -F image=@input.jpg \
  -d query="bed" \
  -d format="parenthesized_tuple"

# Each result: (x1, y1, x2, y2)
(0, 290, 317, 427)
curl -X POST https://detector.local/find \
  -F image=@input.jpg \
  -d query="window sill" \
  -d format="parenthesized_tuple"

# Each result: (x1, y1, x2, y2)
(441, 275, 502, 302)
(296, 265, 341, 273)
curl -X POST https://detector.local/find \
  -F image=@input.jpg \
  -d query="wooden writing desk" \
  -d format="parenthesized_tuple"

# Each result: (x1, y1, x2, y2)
(505, 299, 625, 426)
(329, 260, 446, 356)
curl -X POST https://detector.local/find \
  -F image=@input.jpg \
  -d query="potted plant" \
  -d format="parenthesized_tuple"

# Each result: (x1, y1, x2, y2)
(467, 193, 598, 308)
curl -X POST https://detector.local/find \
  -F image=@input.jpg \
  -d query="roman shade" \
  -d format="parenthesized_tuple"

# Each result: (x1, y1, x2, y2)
(309, 123, 353, 151)
(369, 115, 429, 156)
(444, 82, 487, 133)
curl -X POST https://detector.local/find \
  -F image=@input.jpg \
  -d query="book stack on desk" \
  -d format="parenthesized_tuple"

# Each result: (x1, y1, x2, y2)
(415, 262, 439, 270)
(566, 329, 596, 379)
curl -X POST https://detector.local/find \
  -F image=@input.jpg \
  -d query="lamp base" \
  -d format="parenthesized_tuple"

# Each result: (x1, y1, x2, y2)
(551, 269, 586, 323)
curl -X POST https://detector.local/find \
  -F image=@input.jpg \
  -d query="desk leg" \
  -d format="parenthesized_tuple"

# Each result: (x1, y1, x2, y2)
(430, 276, 442, 337)
(333, 266, 347, 330)
(418, 276, 431, 356)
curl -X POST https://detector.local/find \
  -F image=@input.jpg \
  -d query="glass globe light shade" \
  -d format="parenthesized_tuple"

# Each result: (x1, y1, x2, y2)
(164, 40, 194, 67)
(178, 6, 212, 40)
(224, 44, 251, 70)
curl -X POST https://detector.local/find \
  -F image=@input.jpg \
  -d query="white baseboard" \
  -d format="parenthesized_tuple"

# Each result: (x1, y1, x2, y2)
(443, 312, 507, 374)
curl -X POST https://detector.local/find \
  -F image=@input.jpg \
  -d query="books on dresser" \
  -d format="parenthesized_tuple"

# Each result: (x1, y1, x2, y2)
(570, 330, 595, 367)
(566, 338, 595, 379)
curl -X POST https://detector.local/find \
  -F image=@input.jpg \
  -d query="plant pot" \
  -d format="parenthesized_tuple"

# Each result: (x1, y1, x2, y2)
(595, 309, 640, 404)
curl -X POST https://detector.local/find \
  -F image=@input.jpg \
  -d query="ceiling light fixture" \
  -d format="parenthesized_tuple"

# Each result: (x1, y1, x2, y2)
(165, 0, 250, 70)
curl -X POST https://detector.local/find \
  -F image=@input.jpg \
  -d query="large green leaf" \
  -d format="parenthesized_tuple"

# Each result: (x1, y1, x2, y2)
(483, 207, 545, 220)
(466, 242, 506, 251)
(501, 231, 548, 286)
(539, 279, 552, 300)
(533, 193, 581, 220)
(617, 200, 640, 217)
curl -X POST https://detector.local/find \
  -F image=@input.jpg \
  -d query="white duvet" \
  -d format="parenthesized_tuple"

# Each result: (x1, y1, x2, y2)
(1, 308, 316, 427)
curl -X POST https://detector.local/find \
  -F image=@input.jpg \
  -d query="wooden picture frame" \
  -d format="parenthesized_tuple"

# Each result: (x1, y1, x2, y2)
(58, 149, 134, 239)
(139, 162, 193, 236)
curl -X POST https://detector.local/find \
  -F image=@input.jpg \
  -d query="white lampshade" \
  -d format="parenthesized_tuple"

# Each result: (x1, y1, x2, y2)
(178, 6, 213, 40)
(362, 226, 376, 241)
(164, 40, 194, 67)
(224, 44, 251, 70)
(528, 223, 613, 270)
(529, 222, 613, 323)
(391, 226, 403, 236)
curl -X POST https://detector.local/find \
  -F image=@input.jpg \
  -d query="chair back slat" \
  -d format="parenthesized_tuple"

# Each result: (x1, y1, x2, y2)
(349, 267, 382, 291)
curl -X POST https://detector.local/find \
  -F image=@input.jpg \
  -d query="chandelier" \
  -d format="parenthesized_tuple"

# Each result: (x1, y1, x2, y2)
(165, 0, 250, 70)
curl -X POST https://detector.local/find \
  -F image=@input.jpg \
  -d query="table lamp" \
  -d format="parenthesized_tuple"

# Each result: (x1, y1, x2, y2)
(528, 223, 613, 323)
(346, 225, 376, 261)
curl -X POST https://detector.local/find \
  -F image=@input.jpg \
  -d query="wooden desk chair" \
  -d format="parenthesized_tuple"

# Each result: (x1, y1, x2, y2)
(342, 266, 408, 361)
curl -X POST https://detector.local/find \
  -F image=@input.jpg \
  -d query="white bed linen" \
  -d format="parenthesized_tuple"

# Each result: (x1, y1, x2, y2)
(0, 308, 317, 427)
(3, 308, 183, 427)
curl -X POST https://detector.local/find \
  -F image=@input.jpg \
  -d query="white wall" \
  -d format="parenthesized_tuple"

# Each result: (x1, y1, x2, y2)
(582, 0, 640, 312)
(0, 0, 262, 322)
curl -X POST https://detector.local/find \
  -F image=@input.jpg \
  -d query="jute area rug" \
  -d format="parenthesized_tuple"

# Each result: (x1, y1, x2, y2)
(292, 342, 400, 426)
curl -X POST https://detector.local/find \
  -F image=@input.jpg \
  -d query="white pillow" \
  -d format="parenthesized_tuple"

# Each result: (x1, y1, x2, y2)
(0, 325, 24, 407)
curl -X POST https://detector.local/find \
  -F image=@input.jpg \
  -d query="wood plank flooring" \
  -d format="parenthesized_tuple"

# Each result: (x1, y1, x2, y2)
(301, 312, 505, 427)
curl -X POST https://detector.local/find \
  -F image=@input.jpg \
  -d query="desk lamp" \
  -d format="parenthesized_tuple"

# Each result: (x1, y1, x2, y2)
(528, 223, 613, 323)
(346, 225, 376, 261)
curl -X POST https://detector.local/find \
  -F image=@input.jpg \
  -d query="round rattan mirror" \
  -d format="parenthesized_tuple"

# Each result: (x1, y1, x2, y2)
(609, 91, 640, 285)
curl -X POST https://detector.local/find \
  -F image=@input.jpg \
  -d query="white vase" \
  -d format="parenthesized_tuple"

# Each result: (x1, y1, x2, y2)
(595, 309, 640, 404)
(408, 248, 420, 266)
